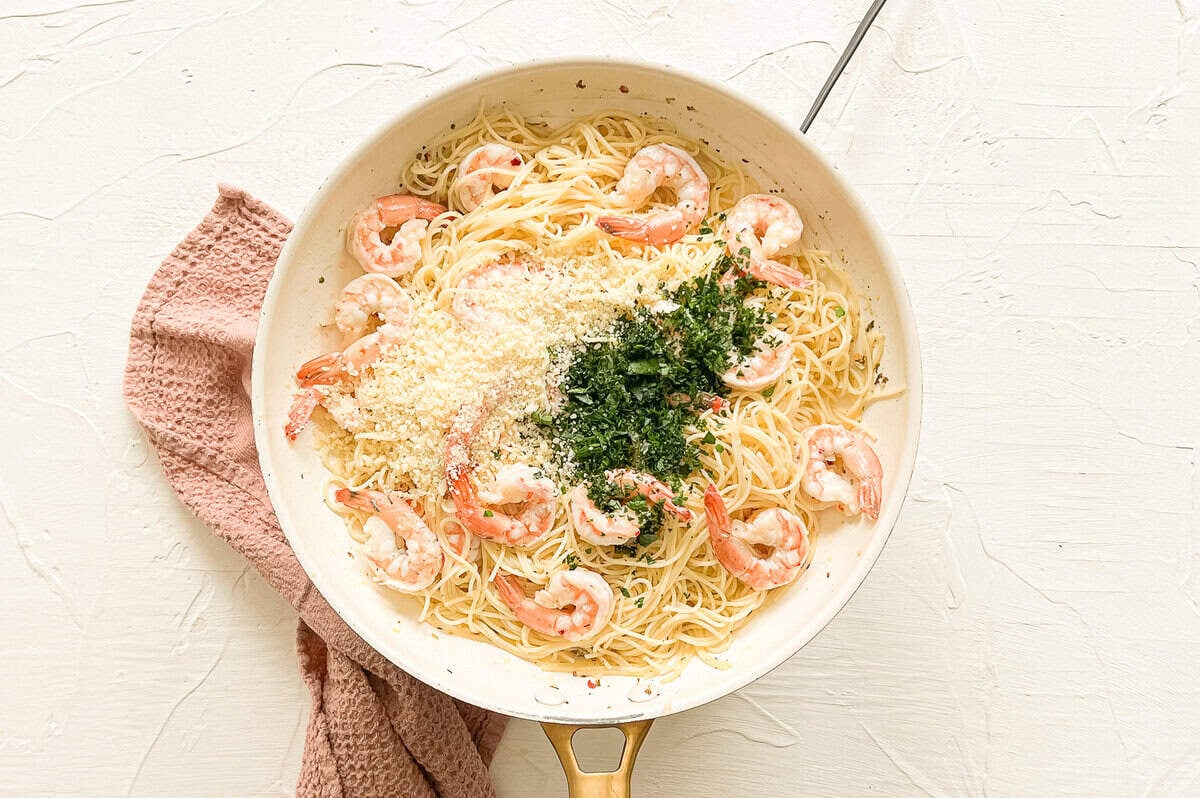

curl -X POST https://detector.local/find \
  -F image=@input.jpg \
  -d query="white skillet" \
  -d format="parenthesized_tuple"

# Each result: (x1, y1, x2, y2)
(251, 57, 921, 795)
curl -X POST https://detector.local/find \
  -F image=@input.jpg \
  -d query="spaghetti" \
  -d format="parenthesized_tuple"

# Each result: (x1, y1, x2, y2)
(293, 107, 893, 679)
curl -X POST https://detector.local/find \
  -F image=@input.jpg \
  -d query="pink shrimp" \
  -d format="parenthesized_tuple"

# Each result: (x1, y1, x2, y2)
(720, 194, 810, 290)
(492, 569, 615, 642)
(606, 469, 693, 521)
(595, 144, 710, 246)
(445, 402, 557, 547)
(294, 323, 405, 388)
(569, 484, 640, 546)
(334, 274, 413, 341)
(703, 485, 809, 590)
(722, 328, 793, 391)
(456, 144, 524, 212)
(347, 194, 447, 277)
(798, 424, 883, 521)
(336, 488, 443, 593)
(284, 324, 404, 440)
(451, 256, 542, 329)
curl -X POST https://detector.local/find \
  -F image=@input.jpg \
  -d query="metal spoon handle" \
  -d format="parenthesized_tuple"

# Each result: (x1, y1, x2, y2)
(800, 0, 889, 133)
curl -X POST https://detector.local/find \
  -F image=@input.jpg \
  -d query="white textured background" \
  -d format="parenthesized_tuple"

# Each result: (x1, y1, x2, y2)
(2, 1, 1198, 796)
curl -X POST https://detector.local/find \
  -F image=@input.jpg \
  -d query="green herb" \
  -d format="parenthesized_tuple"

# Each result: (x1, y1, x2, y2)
(761, 385, 775, 400)
(528, 267, 772, 541)
(482, 509, 493, 517)
(564, 553, 579, 570)
(619, 586, 631, 597)
(634, 596, 645, 608)
(702, 431, 717, 445)
(833, 306, 846, 318)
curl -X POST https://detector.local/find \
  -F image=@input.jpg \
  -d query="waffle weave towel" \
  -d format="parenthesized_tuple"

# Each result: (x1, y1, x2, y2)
(124, 184, 506, 798)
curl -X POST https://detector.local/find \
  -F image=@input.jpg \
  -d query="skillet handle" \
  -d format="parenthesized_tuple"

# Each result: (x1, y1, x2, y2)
(542, 719, 653, 798)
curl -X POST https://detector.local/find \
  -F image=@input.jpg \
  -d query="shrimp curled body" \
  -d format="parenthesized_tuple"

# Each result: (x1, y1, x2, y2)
(596, 144, 710, 246)
(722, 327, 793, 391)
(704, 485, 809, 590)
(570, 469, 693, 546)
(285, 323, 405, 440)
(451, 257, 541, 329)
(493, 569, 615, 641)
(446, 404, 557, 546)
(336, 488, 443, 592)
(348, 194, 447, 277)
(456, 144, 523, 212)
(335, 274, 413, 340)
(799, 424, 883, 521)
(721, 194, 810, 289)
(569, 484, 639, 546)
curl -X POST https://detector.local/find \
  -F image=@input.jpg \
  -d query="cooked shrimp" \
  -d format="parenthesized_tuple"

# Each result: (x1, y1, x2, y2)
(595, 143, 710, 246)
(285, 387, 323, 441)
(451, 257, 540, 328)
(286, 324, 401, 439)
(347, 194, 447, 277)
(284, 385, 367, 440)
(606, 469, 693, 521)
(569, 484, 640, 546)
(295, 323, 405, 387)
(335, 274, 412, 340)
(336, 488, 442, 592)
(703, 485, 809, 590)
(456, 144, 523, 212)
(721, 194, 810, 289)
(722, 327, 793, 391)
(446, 405, 557, 546)
(493, 569, 615, 641)
(798, 424, 883, 521)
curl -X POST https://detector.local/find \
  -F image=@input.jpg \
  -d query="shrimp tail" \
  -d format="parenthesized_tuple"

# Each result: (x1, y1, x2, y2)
(596, 214, 687, 247)
(746, 260, 811, 290)
(858, 477, 881, 521)
(596, 215, 649, 241)
(285, 388, 322, 440)
(377, 193, 447, 224)
(334, 488, 376, 514)
(492, 574, 525, 610)
(703, 485, 731, 540)
(296, 352, 347, 386)
(663, 498, 694, 522)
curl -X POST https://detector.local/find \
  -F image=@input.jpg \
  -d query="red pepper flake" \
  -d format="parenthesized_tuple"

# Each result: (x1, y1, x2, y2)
(510, 157, 521, 166)
(709, 396, 725, 413)
(586, 679, 600, 689)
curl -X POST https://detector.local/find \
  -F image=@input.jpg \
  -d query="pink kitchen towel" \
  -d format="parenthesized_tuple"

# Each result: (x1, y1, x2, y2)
(124, 185, 506, 798)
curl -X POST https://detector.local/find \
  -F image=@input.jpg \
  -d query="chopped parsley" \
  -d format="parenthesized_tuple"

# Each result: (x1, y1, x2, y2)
(539, 266, 772, 539)
(634, 596, 645, 608)
(833, 306, 846, 318)
(618, 586, 631, 597)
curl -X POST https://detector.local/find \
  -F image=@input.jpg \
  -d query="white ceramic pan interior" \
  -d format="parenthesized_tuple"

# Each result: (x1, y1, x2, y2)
(252, 58, 921, 725)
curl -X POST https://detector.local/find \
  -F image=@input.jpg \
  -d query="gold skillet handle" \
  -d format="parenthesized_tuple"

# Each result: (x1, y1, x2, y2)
(542, 720, 654, 798)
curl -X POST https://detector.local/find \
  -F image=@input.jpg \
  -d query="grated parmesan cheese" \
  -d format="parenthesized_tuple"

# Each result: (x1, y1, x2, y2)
(315, 253, 668, 498)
